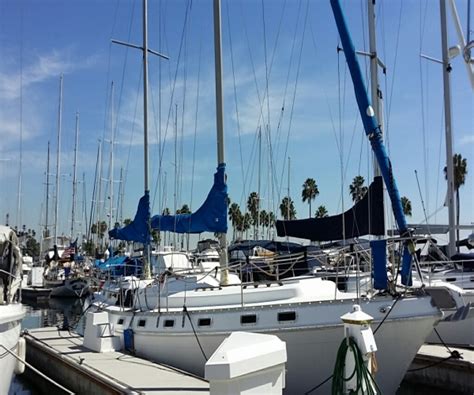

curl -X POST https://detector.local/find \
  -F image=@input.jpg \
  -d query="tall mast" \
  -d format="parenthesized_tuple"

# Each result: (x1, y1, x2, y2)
(142, 0, 152, 278)
(45, 141, 51, 238)
(214, 0, 229, 285)
(440, 0, 457, 257)
(71, 111, 79, 239)
(108, 82, 115, 232)
(54, 74, 63, 246)
(111, 0, 168, 278)
(368, 0, 384, 178)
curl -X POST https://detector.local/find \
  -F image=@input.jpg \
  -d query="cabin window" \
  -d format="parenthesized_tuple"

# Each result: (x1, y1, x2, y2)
(198, 318, 211, 327)
(138, 319, 146, 327)
(446, 277, 456, 282)
(117, 318, 124, 325)
(241, 314, 257, 325)
(278, 311, 296, 322)
(164, 319, 175, 328)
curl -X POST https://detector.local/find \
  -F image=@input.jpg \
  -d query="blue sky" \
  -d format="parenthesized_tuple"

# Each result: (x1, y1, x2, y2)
(0, 0, 472, 245)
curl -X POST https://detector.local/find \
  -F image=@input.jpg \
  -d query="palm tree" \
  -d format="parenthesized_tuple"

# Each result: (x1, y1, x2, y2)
(302, 178, 319, 217)
(247, 192, 260, 238)
(228, 203, 241, 241)
(177, 204, 191, 214)
(444, 153, 468, 247)
(279, 197, 296, 220)
(259, 210, 269, 239)
(243, 213, 252, 239)
(268, 211, 276, 239)
(315, 205, 328, 218)
(401, 196, 412, 217)
(349, 175, 368, 203)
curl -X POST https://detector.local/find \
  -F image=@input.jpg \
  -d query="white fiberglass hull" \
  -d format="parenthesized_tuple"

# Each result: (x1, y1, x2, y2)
(103, 290, 441, 394)
(426, 289, 474, 346)
(0, 303, 25, 395)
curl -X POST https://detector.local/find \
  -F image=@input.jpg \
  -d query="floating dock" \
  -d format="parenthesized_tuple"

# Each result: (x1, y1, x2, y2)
(23, 327, 209, 394)
(404, 344, 473, 394)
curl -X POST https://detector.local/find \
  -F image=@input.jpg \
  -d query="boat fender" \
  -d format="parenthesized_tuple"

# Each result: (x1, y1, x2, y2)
(14, 337, 26, 375)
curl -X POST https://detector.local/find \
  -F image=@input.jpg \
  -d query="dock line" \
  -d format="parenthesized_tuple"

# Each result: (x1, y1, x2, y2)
(0, 342, 74, 394)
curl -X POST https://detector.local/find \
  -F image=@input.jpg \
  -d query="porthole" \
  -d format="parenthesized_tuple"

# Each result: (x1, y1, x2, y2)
(164, 319, 175, 328)
(198, 318, 211, 327)
(138, 319, 146, 327)
(117, 318, 124, 325)
(278, 311, 296, 322)
(241, 314, 257, 325)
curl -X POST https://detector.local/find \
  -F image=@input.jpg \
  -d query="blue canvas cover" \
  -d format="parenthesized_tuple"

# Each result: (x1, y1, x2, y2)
(109, 191, 151, 244)
(151, 164, 228, 234)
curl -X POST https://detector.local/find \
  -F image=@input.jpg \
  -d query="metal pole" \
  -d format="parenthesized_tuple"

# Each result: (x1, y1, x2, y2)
(440, 0, 457, 257)
(214, 0, 229, 285)
(45, 141, 50, 238)
(143, 0, 151, 279)
(368, 0, 383, 179)
(71, 111, 79, 239)
(54, 74, 63, 246)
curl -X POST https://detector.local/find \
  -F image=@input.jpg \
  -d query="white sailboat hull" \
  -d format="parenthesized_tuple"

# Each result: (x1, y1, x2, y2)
(0, 303, 25, 395)
(101, 283, 441, 394)
(426, 290, 474, 346)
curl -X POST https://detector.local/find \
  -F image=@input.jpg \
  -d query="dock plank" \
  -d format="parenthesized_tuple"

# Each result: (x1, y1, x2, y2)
(24, 327, 209, 394)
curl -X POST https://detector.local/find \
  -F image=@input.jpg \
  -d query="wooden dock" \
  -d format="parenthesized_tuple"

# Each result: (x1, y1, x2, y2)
(404, 344, 473, 394)
(23, 327, 209, 394)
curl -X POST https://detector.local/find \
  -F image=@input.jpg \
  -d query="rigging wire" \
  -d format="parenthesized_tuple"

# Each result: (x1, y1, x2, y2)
(277, 0, 309, 216)
(225, 1, 246, 200)
(152, 0, 191, 211)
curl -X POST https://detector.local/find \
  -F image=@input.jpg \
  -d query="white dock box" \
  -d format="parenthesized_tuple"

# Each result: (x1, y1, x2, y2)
(205, 332, 287, 395)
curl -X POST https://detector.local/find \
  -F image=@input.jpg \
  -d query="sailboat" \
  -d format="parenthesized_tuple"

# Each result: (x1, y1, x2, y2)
(99, 0, 466, 393)
(42, 75, 89, 298)
(418, 0, 474, 347)
(0, 225, 25, 394)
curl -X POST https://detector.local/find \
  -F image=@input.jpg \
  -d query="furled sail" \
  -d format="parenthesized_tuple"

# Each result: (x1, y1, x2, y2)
(151, 163, 228, 234)
(276, 176, 384, 241)
(109, 191, 151, 244)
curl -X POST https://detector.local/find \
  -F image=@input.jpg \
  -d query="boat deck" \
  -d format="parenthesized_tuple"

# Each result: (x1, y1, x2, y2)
(24, 327, 209, 394)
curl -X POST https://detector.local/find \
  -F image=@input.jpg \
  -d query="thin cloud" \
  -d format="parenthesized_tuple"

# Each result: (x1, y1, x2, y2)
(458, 135, 474, 146)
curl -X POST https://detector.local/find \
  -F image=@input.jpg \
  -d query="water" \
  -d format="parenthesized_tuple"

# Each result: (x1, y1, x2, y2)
(8, 297, 88, 395)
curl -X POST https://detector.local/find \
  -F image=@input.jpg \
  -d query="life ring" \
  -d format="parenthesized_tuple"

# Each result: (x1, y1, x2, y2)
(14, 337, 26, 375)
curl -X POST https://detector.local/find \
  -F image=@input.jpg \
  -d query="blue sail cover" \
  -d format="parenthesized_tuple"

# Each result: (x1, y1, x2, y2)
(331, 0, 413, 286)
(151, 163, 228, 234)
(109, 191, 151, 244)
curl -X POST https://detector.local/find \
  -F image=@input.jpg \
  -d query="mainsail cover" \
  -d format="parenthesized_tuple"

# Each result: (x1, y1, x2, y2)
(109, 192, 151, 244)
(151, 163, 228, 234)
(276, 176, 384, 241)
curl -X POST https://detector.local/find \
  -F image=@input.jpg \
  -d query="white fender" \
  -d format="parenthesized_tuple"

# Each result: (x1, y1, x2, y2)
(14, 337, 26, 375)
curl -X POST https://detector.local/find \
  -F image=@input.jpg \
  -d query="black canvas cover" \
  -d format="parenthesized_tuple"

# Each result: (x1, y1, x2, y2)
(276, 176, 384, 241)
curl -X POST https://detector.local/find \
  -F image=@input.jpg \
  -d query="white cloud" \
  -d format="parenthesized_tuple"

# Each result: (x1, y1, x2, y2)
(458, 135, 474, 146)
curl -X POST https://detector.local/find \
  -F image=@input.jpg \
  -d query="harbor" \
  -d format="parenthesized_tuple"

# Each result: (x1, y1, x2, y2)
(1, 0, 473, 394)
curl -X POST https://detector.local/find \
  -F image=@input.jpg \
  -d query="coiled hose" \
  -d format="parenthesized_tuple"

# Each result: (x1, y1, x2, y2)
(332, 337, 381, 395)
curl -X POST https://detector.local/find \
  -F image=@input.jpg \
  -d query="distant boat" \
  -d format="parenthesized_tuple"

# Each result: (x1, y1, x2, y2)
(98, 1, 466, 393)
(0, 225, 26, 394)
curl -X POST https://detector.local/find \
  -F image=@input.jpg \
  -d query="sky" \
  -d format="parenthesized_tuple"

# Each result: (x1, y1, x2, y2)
(0, 0, 472, 247)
